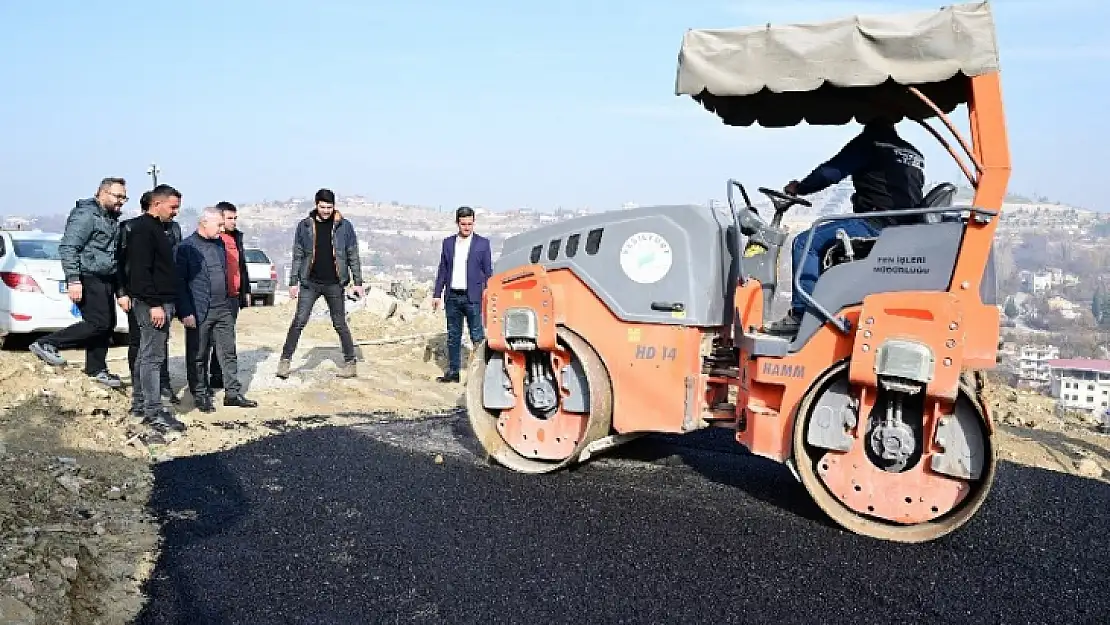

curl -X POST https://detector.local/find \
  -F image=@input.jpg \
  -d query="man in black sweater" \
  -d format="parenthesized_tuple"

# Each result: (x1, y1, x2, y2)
(126, 184, 187, 433)
(118, 190, 183, 413)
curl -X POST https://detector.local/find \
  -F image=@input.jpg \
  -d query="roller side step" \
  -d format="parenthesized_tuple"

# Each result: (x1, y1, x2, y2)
(738, 332, 791, 358)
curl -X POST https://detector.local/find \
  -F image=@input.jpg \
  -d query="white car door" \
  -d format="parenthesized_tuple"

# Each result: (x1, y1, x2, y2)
(11, 236, 128, 332)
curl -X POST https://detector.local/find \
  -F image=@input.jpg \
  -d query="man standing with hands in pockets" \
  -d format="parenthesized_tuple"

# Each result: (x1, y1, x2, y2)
(177, 207, 258, 411)
(206, 201, 251, 391)
(125, 184, 187, 433)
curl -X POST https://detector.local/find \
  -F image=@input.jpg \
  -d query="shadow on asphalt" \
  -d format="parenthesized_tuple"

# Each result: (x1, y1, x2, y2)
(134, 415, 1110, 625)
(606, 427, 835, 528)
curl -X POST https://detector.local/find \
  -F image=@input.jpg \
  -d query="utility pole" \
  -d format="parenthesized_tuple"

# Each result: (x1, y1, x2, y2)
(146, 163, 160, 188)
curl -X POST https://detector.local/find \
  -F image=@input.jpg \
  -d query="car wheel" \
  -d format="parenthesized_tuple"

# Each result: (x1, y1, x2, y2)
(1, 333, 32, 351)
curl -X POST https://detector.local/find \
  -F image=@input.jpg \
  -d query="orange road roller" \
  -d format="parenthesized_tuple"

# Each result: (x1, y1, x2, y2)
(466, 1, 1010, 543)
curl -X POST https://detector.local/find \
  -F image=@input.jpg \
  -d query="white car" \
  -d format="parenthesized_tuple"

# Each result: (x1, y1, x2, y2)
(243, 247, 277, 306)
(0, 229, 129, 346)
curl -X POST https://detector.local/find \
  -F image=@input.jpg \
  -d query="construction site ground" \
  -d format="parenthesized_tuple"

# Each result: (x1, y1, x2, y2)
(0, 292, 1107, 624)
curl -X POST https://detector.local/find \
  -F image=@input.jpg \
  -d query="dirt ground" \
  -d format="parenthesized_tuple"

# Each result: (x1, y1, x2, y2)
(0, 295, 1106, 624)
(983, 379, 1110, 482)
(0, 291, 467, 625)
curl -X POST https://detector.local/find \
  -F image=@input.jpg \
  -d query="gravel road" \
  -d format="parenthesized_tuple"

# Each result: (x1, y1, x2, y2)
(133, 413, 1109, 625)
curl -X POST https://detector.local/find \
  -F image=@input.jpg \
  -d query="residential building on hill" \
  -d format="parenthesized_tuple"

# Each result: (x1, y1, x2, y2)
(1047, 358, 1110, 413)
(1018, 344, 1059, 387)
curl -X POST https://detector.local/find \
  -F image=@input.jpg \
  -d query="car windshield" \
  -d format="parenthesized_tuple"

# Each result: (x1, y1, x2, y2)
(12, 239, 62, 260)
(243, 249, 270, 264)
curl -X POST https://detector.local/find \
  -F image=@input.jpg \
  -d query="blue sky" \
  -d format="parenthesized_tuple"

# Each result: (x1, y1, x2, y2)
(0, 0, 1106, 215)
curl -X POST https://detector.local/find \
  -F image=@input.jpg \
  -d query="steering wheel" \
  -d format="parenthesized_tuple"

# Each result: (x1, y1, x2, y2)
(758, 187, 813, 208)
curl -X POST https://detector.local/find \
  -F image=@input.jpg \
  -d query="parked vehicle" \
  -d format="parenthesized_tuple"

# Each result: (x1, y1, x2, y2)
(0, 229, 129, 346)
(243, 247, 277, 306)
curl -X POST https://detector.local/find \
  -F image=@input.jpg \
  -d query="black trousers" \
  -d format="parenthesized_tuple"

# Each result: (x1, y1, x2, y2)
(40, 273, 116, 375)
(280, 280, 355, 363)
(185, 300, 243, 398)
(208, 294, 244, 384)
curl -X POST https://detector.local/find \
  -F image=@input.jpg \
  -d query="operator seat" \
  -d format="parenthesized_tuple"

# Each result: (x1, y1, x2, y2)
(920, 182, 959, 223)
(820, 181, 958, 271)
(921, 182, 957, 208)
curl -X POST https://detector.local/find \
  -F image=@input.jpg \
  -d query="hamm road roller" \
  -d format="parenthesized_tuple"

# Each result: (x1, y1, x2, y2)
(465, 1, 1011, 543)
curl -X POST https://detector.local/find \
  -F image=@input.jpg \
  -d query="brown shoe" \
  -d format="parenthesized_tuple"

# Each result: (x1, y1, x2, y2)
(276, 358, 291, 379)
(337, 361, 357, 378)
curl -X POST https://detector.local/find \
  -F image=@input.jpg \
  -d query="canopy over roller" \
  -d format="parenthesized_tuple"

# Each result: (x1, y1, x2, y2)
(675, 1, 1001, 127)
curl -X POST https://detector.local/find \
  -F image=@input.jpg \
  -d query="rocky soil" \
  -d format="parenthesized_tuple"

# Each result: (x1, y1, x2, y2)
(0, 290, 1105, 623)
(985, 379, 1110, 481)
(0, 288, 465, 625)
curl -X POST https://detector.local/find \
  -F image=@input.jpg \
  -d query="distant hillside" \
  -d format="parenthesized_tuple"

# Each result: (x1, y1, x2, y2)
(954, 185, 1043, 204)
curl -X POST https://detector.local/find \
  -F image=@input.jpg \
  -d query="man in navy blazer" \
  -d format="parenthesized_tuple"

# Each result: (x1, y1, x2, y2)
(432, 206, 493, 383)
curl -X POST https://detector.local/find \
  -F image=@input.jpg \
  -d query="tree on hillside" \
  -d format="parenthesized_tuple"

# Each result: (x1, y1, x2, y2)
(1004, 298, 1020, 319)
(1061, 239, 1075, 265)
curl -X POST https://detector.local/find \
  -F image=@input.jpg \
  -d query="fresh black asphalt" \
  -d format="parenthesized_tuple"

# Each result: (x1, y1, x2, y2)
(134, 413, 1109, 625)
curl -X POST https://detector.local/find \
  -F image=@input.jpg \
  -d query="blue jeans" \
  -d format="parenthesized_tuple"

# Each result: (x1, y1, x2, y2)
(789, 218, 881, 316)
(445, 289, 484, 373)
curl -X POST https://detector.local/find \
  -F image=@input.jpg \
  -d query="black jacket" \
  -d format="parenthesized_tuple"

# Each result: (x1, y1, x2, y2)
(117, 214, 182, 298)
(126, 213, 179, 307)
(795, 123, 925, 225)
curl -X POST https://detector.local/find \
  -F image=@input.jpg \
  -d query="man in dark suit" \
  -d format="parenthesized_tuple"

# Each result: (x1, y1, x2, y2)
(432, 206, 493, 383)
(176, 207, 258, 412)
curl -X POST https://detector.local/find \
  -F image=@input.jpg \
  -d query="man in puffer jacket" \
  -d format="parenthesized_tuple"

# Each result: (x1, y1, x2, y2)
(29, 177, 127, 388)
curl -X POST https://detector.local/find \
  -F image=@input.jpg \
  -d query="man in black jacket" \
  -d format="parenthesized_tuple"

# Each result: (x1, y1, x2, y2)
(764, 119, 925, 336)
(126, 184, 187, 433)
(207, 201, 251, 390)
(118, 190, 183, 414)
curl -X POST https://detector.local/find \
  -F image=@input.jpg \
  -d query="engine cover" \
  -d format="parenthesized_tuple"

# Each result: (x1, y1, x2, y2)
(493, 204, 737, 328)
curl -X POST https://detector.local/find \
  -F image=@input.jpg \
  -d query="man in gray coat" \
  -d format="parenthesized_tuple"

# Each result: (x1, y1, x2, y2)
(176, 207, 258, 412)
(276, 188, 364, 379)
(29, 177, 127, 388)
